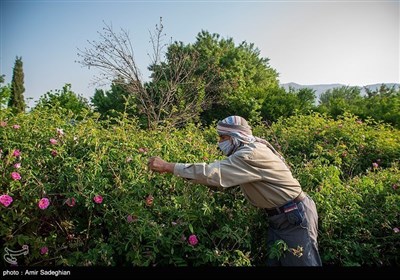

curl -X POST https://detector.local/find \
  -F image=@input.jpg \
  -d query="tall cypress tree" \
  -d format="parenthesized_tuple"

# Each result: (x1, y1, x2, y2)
(8, 56, 26, 113)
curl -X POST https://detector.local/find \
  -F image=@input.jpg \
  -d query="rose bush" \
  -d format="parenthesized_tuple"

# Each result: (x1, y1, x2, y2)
(0, 108, 255, 266)
(1, 108, 399, 266)
(254, 112, 400, 265)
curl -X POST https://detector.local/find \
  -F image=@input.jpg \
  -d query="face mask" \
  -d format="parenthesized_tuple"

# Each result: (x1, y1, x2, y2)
(218, 139, 234, 156)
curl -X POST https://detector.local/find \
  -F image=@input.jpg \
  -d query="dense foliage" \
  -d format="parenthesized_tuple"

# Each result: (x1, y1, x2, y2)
(33, 84, 91, 118)
(91, 79, 138, 122)
(0, 75, 11, 109)
(186, 31, 279, 124)
(1, 108, 399, 266)
(255, 113, 400, 265)
(318, 85, 400, 128)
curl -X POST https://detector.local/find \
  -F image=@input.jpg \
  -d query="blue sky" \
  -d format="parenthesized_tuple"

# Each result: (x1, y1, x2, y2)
(1, 0, 399, 108)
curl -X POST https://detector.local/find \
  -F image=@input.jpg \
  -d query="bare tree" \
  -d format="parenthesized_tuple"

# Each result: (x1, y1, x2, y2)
(77, 18, 212, 129)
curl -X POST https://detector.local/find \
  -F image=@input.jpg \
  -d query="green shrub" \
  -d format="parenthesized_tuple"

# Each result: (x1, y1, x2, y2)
(0, 108, 257, 266)
(1, 109, 399, 266)
(254, 112, 400, 265)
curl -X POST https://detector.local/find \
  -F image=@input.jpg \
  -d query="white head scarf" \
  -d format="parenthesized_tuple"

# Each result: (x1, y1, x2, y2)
(216, 116, 256, 144)
(216, 116, 289, 167)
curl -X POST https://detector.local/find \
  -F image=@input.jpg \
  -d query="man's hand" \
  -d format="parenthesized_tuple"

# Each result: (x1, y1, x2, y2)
(148, 156, 175, 173)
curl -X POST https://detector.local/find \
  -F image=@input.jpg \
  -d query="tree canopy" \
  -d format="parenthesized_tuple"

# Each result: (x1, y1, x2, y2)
(33, 84, 91, 118)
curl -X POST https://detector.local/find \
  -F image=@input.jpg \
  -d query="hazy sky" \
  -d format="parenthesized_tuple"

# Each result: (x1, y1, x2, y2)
(1, 0, 399, 108)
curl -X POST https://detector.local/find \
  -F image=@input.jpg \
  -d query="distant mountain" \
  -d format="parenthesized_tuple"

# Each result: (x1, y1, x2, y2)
(280, 82, 400, 103)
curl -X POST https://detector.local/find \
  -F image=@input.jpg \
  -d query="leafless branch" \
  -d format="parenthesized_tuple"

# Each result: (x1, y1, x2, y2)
(77, 18, 214, 129)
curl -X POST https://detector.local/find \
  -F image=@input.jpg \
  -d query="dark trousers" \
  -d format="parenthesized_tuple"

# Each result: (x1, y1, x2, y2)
(266, 195, 322, 266)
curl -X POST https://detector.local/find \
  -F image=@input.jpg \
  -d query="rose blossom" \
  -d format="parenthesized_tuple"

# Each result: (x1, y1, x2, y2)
(13, 163, 21, 169)
(12, 124, 20, 129)
(11, 172, 21, 181)
(51, 150, 57, 157)
(13, 149, 21, 157)
(93, 195, 103, 204)
(56, 128, 64, 136)
(38, 198, 50, 210)
(188, 234, 199, 246)
(127, 214, 138, 223)
(0, 121, 7, 127)
(127, 215, 133, 223)
(40, 246, 48, 255)
(145, 195, 154, 206)
(0, 194, 13, 207)
(49, 138, 58, 145)
(65, 197, 76, 207)
(394, 227, 400, 234)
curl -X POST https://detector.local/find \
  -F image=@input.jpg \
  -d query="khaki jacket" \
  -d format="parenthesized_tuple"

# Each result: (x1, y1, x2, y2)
(174, 141, 302, 209)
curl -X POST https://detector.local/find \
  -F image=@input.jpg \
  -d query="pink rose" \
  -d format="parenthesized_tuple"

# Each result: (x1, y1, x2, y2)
(65, 197, 76, 207)
(12, 124, 20, 129)
(12, 149, 21, 157)
(38, 198, 50, 210)
(0, 194, 13, 207)
(51, 150, 58, 157)
(188, 234, 199, 246)
(145, 195, 154, 207)
(93, 195, 103, 204)
(49, 138, 58, 145)
(372, 162, 379, 169)
(0, 121, 7, 127)
(40, 246, 48, 255)
(11, 172, 21, 181)
(13, 163, 21, 169)
(127, 214, 138, 223)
